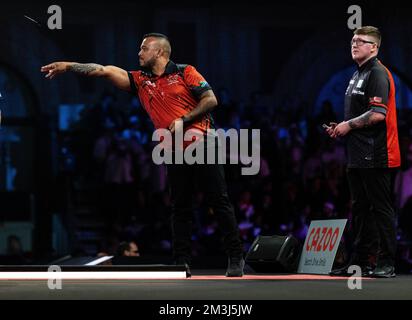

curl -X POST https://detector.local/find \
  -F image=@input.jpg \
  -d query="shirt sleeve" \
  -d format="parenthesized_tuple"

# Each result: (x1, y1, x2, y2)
(183, 65, 212, 99)
(128, 71, 140, 95)
(366, 67, 390, 115)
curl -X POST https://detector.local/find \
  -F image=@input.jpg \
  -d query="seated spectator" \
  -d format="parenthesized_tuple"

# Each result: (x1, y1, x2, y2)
(116, 241, 140, 257)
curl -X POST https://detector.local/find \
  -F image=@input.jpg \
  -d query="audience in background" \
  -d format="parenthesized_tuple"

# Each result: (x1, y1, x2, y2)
(59, 91, 412, 269)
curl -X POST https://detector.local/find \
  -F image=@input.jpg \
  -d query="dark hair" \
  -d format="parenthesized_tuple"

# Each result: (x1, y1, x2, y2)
(143, 33, 169, 41)
(142, 33, 172, 57)
(116, 241, 130, 256)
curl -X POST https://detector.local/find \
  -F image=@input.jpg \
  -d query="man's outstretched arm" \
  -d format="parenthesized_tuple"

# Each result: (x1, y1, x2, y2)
(41, 62, 131, 91)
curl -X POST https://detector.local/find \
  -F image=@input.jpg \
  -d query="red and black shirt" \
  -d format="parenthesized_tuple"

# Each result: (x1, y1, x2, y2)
(128, 61, 213, 133)
(344, 57, 400, 168)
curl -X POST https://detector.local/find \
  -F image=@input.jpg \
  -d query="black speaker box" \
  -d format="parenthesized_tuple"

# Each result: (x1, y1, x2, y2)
(245, 235, 301, 273)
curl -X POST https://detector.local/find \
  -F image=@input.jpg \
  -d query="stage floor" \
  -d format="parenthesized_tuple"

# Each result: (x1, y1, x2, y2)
(0, 270, 411, 300)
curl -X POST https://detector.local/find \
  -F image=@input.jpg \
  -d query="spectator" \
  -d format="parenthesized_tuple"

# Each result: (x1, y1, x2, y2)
(116, 241, 140, 257)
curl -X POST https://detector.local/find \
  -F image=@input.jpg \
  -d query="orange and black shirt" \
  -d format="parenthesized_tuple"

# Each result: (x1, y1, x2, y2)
(344, 57, 400, 168)
(128, 61, 213, 133)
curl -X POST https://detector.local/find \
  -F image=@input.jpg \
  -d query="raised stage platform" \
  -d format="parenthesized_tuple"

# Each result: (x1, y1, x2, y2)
(0, 267, 410, 300)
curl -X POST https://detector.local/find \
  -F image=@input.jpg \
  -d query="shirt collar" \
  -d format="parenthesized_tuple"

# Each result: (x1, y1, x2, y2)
(139, 60, 177, 77)
(164, 60, 178, 75)
(358, 56, 378, 72)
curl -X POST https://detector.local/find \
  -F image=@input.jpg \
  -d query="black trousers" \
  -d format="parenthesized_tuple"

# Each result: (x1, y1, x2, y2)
(347, 168, 397, 266)
(167, 154, 243, 262)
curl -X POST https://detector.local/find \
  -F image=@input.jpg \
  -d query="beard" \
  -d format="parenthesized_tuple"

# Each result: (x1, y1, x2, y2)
(140, 56, 156, 69)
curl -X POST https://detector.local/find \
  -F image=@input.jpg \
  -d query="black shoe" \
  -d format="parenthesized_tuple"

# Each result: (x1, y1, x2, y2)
(361, 266, 374, 277)
(330, 265, 374, 277)
(225, 256, 245, 277)
(371, 265, 396, 278)
(330, 265, 351, 276)
(175, 257, 192, 278)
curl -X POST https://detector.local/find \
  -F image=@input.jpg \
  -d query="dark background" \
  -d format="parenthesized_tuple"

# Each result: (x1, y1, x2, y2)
(0, 0, 412, 270)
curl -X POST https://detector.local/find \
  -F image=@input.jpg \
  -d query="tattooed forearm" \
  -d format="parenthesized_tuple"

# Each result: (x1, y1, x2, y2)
(68, 63, 104, 75)
(348, 110, 384, 129)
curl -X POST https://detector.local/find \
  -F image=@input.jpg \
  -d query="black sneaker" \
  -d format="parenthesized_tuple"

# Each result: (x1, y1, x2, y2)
(330, 264, 374, 277)
(330, 265, 351, 276)
(225, 257, 245, 277)
(361, 266, 374, 277)
(371, 265, 396, 278)
(175, 257, 192, 278)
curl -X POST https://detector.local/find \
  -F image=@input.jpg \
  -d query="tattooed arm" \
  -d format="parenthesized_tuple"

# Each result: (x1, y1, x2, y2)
(41, 62, 131, 91)
(331, 110, 386, 138)
(347, 110, 386, 129)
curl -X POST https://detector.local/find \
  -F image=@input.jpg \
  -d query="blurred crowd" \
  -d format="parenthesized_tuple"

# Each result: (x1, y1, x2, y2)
(57, 89, 412, 268)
